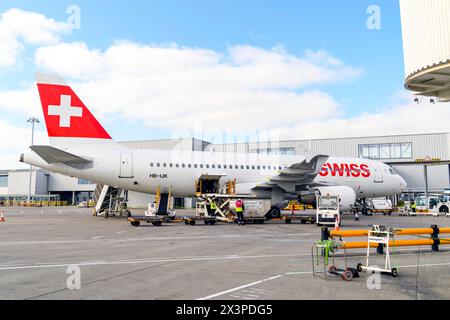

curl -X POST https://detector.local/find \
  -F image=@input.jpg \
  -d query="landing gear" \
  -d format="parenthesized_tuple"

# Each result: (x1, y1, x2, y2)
(265, 207, 281, 220)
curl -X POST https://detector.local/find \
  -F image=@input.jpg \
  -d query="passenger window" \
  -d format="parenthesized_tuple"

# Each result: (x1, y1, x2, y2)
(157, 163, 160, 167)
(212, 165, 215, 169)
(150, 163, 154, 167)
(262, 166, 266, 170)
(218, 165, 221, 169)
(252, 166, 255, 170)
(182, 164, 185, 168)
(206, 164, 209, 168)
(241, 165, 244, 169)
(257, 166, 260, 170)
(188, 164, 191, 168)
(235, 165, 239, 169)
(163, 163, 166, 167)
(246, 165, 250, 169)
(223, 165, 227, 169)
(176, 164, 179, 168)
(194, 164, 197, 168)
(169, 163, 173, 168)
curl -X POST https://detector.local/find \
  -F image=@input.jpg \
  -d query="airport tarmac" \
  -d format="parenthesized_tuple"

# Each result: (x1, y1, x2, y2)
(0, 206, 449, 300)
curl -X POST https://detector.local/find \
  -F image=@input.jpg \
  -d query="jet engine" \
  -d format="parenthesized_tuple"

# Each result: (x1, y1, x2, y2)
(313, 186, 357, 212)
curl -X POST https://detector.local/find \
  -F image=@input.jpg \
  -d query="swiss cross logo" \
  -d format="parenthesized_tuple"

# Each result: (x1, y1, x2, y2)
(48, 95, 83, 127)
(37, 83, 112, 139)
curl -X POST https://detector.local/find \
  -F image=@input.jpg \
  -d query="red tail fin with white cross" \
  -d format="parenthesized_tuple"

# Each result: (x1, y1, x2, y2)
(36, 73, 112, 148)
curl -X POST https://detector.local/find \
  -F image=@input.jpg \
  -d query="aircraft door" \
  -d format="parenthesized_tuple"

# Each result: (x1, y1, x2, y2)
(373, 166, 383, 183)
(119, 153, 134, 178)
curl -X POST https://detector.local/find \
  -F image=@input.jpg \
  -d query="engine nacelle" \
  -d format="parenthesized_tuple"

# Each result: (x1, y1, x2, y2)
(314, 186, 357, 212)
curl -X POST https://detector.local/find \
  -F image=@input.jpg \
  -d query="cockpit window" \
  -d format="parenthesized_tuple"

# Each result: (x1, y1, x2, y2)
(388, 168, 397, 175)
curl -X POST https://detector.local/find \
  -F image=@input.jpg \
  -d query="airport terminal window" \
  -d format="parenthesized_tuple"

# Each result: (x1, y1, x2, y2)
(252, 147, 295, 155)
(0, 175, 8, 187)
(78, 178, 92, 185)
(358, 143, 412, 160)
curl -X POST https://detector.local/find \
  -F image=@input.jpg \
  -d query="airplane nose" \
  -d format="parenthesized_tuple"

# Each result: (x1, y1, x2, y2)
(399, 176, 407, 190)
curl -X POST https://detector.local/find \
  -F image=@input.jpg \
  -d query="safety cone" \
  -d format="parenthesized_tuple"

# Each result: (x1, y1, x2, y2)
(0, 212, 5, 222)
(334, 214, 340, 231)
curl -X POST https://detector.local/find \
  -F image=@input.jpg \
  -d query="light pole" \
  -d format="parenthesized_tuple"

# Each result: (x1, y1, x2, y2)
(27, 117, 39, 204)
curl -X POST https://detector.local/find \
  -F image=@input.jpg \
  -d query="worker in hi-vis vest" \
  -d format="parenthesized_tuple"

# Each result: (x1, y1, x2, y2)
(235, 198, 245, 225)
(209, 198, 217, 217)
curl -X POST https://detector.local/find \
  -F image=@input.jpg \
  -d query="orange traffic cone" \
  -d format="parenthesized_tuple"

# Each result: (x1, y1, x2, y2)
(0, 212, 5, 222)
(334, 214, 340, 231)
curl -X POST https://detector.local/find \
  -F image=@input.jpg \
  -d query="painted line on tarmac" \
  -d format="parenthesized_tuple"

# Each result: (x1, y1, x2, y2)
(197, 275, 284, 301)
(0, 233, 314, 246)
(0, 253, 309, 271)
(198, 261, 450, 300)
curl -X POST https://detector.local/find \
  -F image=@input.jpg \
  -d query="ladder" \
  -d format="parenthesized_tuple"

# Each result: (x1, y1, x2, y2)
(93, 184, 125, 216)
(154, 186, 172, 215)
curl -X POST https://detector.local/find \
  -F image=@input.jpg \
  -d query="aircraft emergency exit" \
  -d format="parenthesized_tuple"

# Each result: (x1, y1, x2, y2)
(20, 74, 407, 216)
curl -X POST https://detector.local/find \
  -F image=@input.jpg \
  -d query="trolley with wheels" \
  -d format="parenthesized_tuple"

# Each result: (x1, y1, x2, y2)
(128, 215, 166, 227)
(357, 225, 399, 278)
(312, 239, 359, 281)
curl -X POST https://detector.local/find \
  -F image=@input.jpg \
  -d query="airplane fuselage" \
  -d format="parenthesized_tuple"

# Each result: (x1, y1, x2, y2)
(22, 141, 407, 199)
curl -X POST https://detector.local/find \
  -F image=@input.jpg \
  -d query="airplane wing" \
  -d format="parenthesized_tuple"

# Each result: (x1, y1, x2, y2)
(30, 145, 92, 166)
(252, 154, 329, 193)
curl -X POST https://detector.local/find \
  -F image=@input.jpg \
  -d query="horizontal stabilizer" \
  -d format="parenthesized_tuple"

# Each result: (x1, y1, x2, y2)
(30, 145, 92, 165)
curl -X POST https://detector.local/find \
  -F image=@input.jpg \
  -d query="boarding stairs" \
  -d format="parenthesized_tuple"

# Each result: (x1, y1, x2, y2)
(93, 184, 128, 217)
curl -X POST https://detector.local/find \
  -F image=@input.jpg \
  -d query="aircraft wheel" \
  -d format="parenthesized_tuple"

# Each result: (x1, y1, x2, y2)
(266, 207, 281, 220)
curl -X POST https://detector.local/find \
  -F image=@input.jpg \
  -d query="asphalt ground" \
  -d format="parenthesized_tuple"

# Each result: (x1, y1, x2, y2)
(0, 206, 449, 300)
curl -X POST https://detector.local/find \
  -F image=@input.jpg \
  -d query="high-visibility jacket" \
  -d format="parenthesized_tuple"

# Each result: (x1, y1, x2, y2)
(210, 201, 217, 210)
(235, 200, 244, 213)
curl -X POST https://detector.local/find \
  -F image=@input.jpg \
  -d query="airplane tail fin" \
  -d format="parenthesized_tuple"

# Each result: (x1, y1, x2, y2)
(35, 73, 113, 149)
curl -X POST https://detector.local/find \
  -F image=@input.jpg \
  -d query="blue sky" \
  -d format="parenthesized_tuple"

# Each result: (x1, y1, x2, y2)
(0, 0, 404, 117)
(4, 1, 443, 169)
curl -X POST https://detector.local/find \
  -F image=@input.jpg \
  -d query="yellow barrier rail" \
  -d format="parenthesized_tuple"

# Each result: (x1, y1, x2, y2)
(323, 225, 450, 253)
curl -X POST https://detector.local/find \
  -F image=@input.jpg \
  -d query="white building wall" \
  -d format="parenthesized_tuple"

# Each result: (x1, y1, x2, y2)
(7, 171, 35, 195)
(400, 0, 450, 78)
(212, 133, 450, 162)
(48, 173, 96, 192)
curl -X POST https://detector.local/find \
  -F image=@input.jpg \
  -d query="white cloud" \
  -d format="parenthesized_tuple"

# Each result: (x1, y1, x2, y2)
(30, 41, 361, 132)
(280, 98, 450, 140)
(0, 119, 48, 170)
(0, 8, 71, 66)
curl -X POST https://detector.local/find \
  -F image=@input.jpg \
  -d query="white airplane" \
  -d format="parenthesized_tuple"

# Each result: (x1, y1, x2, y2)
(20, 74, 407, 218)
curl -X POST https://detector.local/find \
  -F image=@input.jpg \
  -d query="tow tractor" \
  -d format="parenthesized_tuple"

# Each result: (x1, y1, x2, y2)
(316, 194, 340, 227)
(415, 195, 449, 217)
(357, 225, 399, 277)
